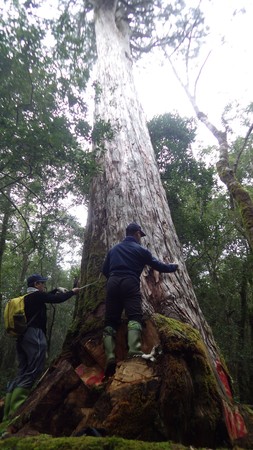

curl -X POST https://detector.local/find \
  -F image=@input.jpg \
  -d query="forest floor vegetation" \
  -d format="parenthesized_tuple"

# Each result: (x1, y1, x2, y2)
(0, 434, 245, 450)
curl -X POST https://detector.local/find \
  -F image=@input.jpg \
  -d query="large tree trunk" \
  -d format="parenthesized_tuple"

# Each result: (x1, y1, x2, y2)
(62, 1, 247, 443)
(4, 2, 251, 446)
(79, 0, 219, 360)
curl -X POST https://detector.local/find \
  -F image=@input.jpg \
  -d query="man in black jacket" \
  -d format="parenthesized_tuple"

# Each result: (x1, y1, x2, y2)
(102, 222, 178, 377)
(3, 273, 80, 421)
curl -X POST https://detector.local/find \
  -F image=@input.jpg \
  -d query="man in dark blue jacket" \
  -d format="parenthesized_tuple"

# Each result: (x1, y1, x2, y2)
(102, 222, 178, 376)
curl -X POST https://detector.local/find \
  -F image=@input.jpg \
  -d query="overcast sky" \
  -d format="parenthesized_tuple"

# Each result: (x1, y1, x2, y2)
(135, 0, 253, 145)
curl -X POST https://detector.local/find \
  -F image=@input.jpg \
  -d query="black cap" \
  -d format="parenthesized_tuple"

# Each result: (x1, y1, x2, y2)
(27, 273, 48, 285)
(126, 222, 146, 237)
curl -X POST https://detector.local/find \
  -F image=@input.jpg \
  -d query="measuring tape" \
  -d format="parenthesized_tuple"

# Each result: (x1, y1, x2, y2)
(78, 274, 102, 290)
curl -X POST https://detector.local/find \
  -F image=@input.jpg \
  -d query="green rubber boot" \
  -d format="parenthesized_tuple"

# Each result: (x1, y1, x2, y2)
(127, 320, 143, 357)
(8, 387, 30, 417)
(103, 326, 116, 377)
(2, 392, 12, 421)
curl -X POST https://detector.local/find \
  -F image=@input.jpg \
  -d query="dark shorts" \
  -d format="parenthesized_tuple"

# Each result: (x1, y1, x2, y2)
(105, 275, 143, 329)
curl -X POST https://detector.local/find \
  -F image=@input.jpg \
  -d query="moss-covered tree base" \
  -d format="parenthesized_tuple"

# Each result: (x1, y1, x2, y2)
(1, 315, 253, 449)
(0, 435, 242, 450)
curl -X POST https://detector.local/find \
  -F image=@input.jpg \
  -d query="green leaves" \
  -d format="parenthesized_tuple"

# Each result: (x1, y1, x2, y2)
(148, 112, 215, 246)
(0, 0, 97, 303)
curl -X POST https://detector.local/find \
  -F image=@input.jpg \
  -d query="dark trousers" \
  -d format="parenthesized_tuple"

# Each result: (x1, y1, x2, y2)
(105, 275, 143, 330)
(7, 327, 47, 392)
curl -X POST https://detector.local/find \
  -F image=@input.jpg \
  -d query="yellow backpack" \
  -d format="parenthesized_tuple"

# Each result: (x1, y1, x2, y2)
(4, 294, 30, 337)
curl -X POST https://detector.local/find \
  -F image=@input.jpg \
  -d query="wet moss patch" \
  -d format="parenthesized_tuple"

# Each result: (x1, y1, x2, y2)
(0, 434, 237, 449)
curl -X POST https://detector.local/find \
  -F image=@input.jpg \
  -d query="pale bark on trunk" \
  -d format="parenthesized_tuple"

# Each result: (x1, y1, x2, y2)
(80, 0, 220, 362)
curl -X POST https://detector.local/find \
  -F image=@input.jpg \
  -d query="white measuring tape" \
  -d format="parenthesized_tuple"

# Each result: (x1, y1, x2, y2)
(78, 274, 102, 290)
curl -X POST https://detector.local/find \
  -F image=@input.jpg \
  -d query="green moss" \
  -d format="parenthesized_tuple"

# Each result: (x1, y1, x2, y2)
(153, 314, 223, 443)
(216, 165, 253, 249)
(78, 316, 104, 336)
(0, 435, 236, 449)
(152, 313, 204, 352)
(241, 404, 253, 415)
(82, 279, 106, 315)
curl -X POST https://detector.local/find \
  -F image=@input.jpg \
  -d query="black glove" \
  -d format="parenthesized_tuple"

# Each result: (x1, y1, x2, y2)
(168, 264, 178, 273)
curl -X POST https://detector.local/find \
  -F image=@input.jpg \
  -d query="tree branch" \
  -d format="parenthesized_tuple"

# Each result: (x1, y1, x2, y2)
(1, 190, 37, 251)
(194, 50, 212, 98)
(16, 68, 34, 126)
(0, 171, 45, 206)
(233, 123, 253, 174)
(168, 56, 225, 144)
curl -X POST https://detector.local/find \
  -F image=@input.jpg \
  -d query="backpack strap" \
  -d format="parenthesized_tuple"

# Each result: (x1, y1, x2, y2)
(24, 292, 42, 329)
(26, 310, 41, 327)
